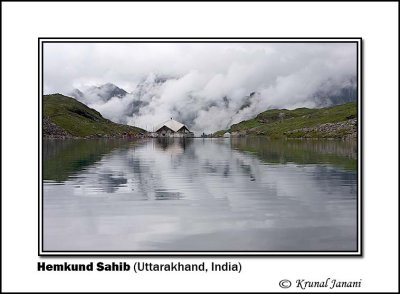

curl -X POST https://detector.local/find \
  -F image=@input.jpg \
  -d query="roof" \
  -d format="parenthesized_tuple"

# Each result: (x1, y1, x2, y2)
(155, 119, 188, 132)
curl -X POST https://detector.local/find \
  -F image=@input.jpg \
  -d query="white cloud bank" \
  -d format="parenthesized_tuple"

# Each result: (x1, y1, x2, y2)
(44, 42, 357, 134)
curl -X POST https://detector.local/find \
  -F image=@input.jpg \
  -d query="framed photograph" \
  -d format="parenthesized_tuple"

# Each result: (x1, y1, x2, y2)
(39, 38, 362, 256)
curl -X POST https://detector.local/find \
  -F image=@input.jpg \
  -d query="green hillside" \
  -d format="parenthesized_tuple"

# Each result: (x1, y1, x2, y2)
(43, 94, 145, 138)
(214, 102, 357, 139)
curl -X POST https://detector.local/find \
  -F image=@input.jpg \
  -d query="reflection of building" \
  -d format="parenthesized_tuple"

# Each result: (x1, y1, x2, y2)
(152, 118, 194, 138)
(154, 137, 193, 155)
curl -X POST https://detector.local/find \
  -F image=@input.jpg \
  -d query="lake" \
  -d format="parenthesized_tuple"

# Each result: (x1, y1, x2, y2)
(43, 137, 358, 252)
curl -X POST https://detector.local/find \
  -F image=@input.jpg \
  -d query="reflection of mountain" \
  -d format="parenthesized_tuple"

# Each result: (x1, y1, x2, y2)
(98, 172, 128, 194)
(44, 138, 356, 197)
(231, 138, 357, 170)
(43, 139, 135, 182)
(44, 138, 357, 251)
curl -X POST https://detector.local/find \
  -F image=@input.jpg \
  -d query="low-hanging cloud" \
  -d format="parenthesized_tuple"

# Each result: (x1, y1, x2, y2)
(44, 42, 357, 134)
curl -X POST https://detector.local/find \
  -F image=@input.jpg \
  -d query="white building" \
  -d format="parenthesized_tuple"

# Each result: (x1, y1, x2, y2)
(152, 119, 194, 138)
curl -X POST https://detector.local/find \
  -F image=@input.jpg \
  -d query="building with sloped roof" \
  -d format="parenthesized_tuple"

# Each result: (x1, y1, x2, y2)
(153, 118, 194, 138)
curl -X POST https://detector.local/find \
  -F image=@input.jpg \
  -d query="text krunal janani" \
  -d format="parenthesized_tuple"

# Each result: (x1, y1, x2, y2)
(296, 278, 362, 290)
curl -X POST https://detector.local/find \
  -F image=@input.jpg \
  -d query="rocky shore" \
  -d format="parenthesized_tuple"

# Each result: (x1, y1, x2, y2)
(43, 117, 72, 139)
(43, 116, 145, 139)
(284, 118, 357, 140)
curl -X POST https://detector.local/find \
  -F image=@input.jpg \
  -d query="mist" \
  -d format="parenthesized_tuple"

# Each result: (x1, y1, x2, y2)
(43, 42, 357, 134)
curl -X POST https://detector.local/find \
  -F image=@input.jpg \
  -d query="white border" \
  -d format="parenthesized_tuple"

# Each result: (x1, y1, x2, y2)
(38, 38, 362, 256)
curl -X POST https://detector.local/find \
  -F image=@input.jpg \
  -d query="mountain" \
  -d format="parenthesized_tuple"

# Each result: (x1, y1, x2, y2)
(66, 75, 357, 133)
(122, 74, 169, 117)
(70, 83, 127, 103)
(213, 102, 357, 139)
(43, 94, 146, 138)
(311, 78, 357, 107)
(68, 78, 167, 121)
(69, 88, 85, 101)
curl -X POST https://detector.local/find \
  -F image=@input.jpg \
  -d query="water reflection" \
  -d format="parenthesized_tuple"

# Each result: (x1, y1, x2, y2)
(43, 138, 357, 251)
(43, 139, 134, 182)
(231, 137, 357, 170)
(155, 137, 193, 154)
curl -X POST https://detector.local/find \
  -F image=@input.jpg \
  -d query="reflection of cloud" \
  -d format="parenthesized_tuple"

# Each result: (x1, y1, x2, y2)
(46, 139, 356, 200)
(98, 172, 127, 193)
(44, 139, 357, 251)
(155, 190, 184, 201)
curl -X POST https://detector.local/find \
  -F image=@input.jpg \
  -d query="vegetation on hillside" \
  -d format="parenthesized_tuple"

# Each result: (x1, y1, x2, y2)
(43, 94, 145, 138)
(214, 102, 357, 139)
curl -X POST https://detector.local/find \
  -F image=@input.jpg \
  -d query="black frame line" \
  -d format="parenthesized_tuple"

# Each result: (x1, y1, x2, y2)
(40, 37, 362, 39)
(3, 0, 400, 2)
(39, 37, 362, 257)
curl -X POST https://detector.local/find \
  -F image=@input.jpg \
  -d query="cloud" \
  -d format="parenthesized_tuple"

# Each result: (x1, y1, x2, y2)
(43, 42, 357, 133)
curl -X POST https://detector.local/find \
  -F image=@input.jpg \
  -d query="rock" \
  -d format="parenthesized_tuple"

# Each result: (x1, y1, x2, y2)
(43, 116, 72, 139)
(285, 118, 357, 139)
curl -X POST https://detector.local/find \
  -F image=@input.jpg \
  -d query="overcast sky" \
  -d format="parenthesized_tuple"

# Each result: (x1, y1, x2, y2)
(43, 42, 357, 133)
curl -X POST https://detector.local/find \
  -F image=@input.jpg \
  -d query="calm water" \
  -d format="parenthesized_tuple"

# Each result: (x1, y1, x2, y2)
(43, 137, 358, 252)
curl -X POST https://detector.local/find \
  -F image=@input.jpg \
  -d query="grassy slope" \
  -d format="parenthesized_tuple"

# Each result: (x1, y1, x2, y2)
(214, 102, 357, 138)
(43, 94, 145, 137)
